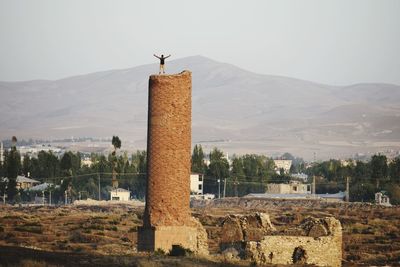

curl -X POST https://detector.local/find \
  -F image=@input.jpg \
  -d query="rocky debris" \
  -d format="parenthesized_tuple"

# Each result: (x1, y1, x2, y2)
(257, 213, 276, 231)
(188, 217, 209, 255)
(300, 217, 329, 237)
(221, 247, 240, 262)
(219, 213, 277, 257)
(220, 213, 276, 245)
(191, 197, 386, 211)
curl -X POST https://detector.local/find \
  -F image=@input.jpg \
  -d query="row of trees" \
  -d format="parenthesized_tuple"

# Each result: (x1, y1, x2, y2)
(1, 137, 400, 204)
(0, 137, 147, 204)
(192, 145, 294, 197)
(305, 155, 400, 203)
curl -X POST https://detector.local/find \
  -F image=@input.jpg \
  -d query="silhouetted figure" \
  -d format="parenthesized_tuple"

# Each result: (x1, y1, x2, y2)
(153, 54, 171, 74)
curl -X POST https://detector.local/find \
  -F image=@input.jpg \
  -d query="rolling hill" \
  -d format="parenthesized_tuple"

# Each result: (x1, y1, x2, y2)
(1, 56, 399, 160)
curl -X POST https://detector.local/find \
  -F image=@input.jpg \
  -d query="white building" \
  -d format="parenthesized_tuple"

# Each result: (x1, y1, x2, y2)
(110, 188, 130, 201)
(266, 181, 311, 194)
(274, 159, 292, 174)
(190, 173, 204, 195)
(375, 191, 391, 206)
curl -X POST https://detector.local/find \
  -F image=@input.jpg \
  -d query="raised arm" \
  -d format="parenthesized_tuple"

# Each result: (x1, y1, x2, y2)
(153, 54, 161, 59)
(165, 54, 171, 59)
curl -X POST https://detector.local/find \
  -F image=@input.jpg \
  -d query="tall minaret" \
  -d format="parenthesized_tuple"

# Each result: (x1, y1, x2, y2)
(138, 71, 208, 254)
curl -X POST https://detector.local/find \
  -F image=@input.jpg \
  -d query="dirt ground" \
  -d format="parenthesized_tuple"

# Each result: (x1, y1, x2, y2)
(0, 199, 399, 266)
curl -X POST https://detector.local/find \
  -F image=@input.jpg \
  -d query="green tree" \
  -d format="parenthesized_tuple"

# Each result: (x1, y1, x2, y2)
(37, 151, 60, 180)
(60, 152, 72, 176)
(385, 183, 400, 205)
(111, 136, 121, 188)
(370, 154, 388, 189)
(131, 150, 147, 199)
(191, 144, 206, 174)
(389, 157, 400, 183)
(205, 148, 229, 196)
(22, 155, 32, 177)
(230, 157, 245, 196)
(6, 136, 21, 202)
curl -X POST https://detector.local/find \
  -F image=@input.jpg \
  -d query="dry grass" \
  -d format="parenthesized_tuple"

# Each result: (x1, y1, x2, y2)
(0, 202, 399, 266)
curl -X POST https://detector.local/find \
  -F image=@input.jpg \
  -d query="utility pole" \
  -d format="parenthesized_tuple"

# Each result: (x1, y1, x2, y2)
(64, 190, 68, 205)
(49, 190, 52, 206)
(345, 176, 350, 202)
(223, 178, 227, 198)
(42, 190, 45, 205)
(217, 179, 221, 199)
(3, 185, 7, 205)
(98, 173, 101, 201)
(0, 141, 4, 166)
(312, 176, 316, 197)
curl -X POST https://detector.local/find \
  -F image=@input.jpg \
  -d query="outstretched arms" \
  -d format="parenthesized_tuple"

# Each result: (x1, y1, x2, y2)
(164, 54, 171, 59)
(153, 54, 161, 59)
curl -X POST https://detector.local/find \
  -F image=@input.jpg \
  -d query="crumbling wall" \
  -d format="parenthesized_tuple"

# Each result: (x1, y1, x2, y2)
(220, 213, 276, 244)
(245, 217, 342, 267)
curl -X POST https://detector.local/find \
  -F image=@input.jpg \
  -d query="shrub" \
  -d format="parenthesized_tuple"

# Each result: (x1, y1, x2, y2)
(154, 248, 166, 256)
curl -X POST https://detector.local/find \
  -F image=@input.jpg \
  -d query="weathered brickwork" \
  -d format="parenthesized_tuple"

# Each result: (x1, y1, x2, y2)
(144, 71, 192, 227)
(138, 71, 208, 254)
(245, 217, 342, 266)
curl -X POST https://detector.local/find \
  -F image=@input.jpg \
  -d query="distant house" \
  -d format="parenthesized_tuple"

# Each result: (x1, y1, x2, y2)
(110, 188, 130, 201)
(29, 182, 57, 192)
(16, 176, 40, 189)
(266, 181, 311, 194)
(81, 158, 93, 167)
(5, 176, 40, 190)
(291, 172, 308, 181)
(273, 159, 292, 174)
(375, 191, 391, 206)
(190, 173, 204, 195)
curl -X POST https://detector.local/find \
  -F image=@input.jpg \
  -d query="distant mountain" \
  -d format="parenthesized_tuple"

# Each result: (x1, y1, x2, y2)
(1, 55, 400, 160)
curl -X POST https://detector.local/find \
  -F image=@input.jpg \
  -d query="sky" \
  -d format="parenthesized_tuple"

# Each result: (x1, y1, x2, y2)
(0, 0, 399, 85)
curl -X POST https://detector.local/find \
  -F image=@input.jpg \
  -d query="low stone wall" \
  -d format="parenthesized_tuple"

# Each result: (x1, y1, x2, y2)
(191, 197, 388, 210)
(245, 217, 342, 266)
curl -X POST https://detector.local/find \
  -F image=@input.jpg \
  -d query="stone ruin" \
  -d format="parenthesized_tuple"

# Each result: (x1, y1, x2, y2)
(220, 213, 342, 266)
(137, 71, 208, 254)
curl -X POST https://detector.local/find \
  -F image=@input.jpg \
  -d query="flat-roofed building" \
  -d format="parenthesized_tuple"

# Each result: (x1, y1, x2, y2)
(190, 173, 204, 195)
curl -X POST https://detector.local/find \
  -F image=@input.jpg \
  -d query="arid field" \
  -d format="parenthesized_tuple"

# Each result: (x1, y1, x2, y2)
(0, 199, 399, 266)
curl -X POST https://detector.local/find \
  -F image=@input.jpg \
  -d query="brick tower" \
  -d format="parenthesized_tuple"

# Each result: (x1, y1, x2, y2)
(138, 71, 208, 253)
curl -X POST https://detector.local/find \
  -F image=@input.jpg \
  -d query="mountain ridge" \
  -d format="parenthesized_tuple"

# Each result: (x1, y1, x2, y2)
(1, 55, 400, 160)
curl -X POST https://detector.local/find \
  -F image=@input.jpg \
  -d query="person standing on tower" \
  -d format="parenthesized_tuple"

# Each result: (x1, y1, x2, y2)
(153, 54, 171, 74)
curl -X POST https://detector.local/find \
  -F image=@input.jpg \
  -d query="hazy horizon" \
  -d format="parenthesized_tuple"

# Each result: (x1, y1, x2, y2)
(1, 0, 399, 86)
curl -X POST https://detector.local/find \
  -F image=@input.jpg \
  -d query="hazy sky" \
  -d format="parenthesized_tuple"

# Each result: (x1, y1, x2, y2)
(0, 0, 399, 85)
